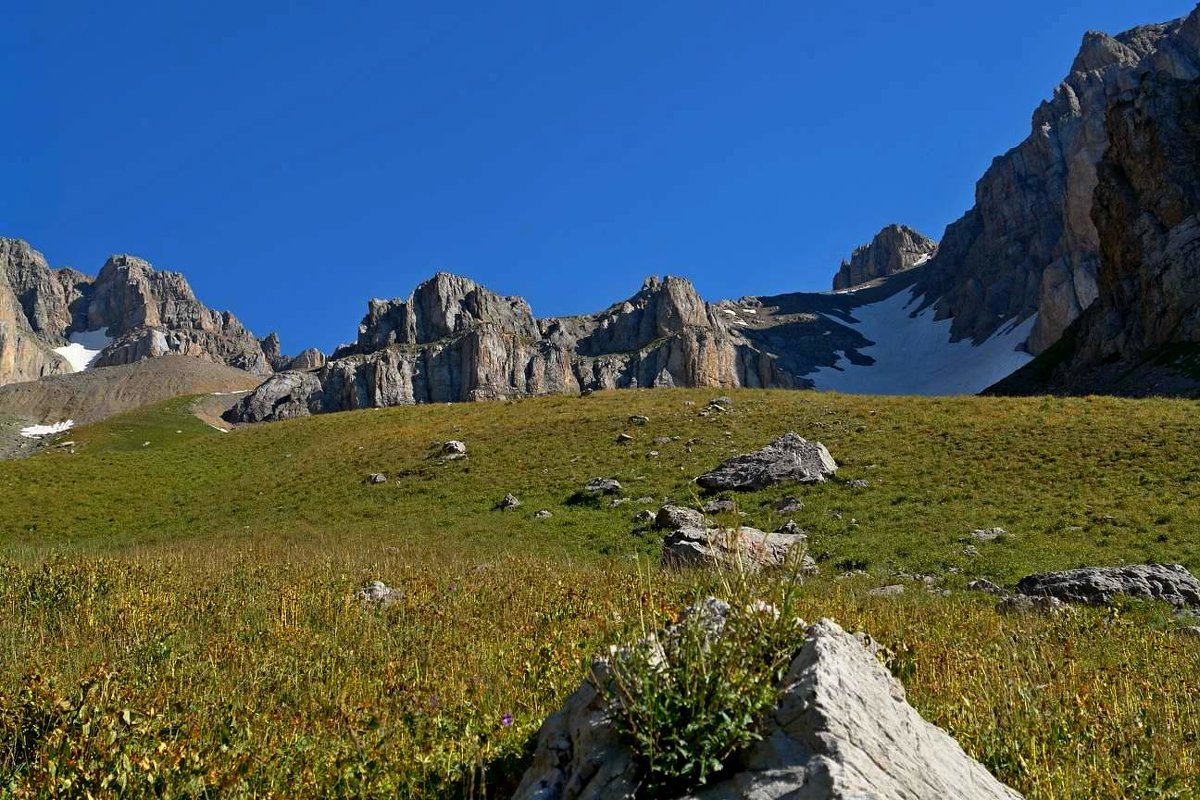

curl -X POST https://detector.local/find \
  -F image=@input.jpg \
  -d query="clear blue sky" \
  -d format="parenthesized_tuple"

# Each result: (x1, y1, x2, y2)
(3, 1, 1191, 353)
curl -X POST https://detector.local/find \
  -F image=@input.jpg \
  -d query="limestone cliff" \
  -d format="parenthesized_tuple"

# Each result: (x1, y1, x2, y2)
(832, 225, 937, 291)
(915, 11, 1200, 354)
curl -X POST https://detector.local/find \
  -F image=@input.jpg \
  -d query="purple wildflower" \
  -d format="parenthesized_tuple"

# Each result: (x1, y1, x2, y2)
(500, 712, 514, 727)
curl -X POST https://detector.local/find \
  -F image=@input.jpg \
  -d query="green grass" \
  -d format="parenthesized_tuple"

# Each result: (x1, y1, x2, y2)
(2, 388, 1200, 797)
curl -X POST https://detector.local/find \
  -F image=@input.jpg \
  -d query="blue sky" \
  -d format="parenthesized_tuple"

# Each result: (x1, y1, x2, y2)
(3, 1, 1190, 353)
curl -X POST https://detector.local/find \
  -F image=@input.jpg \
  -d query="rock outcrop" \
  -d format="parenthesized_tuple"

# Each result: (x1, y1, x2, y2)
(696, 433, 838, 491)
(0, 239, 276, 386)
(1016, 564, 1200, 608)
(513, 615, 1023, 800)
(832, 224, 937, 291)
(227, 273, 794, 423)
(913, 11, 1200, 355)
(991, 69, 1200, 396)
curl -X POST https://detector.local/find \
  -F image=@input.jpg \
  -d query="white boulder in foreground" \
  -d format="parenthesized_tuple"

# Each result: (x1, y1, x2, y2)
(512, 618, 1022, 800)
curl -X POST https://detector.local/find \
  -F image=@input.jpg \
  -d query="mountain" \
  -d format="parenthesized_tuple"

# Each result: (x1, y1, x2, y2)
(832, 225, 937, 291)
(913, 11, 1200, 355)
(0, 239, 278, 386)
(989, 69, 1200, 397)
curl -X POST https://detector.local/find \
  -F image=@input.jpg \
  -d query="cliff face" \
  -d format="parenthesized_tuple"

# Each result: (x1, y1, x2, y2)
(832, 225, 937, 291)
(227, 274, 793, 422)
(915, 12, 1200, 354)
(0, 240, 275, 385)
(991, 71, 1200, 397)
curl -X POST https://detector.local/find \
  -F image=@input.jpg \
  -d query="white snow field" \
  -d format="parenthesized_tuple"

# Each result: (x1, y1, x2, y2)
(52, 330, 112, 372)
(19, 420, 75, 438)
(807, 288, 1036, 395)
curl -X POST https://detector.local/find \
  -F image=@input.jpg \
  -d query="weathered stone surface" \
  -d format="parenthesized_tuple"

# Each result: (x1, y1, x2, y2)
(585, 478, 622, 495)
(656, 505, 707, 530)
(499, 493, 522, 510)
(366, 473, 387, 484)
(534, 509, 553, 519)
(512, 616, 1023, 800)
(993, 65, 1200, 397)
(1016, 564, 1200, 608)
(832, 224, 937, 291)
(868, 585, 906, 597)
(662, 526, 813, 574)
(702, 499, 737, 514)
(356, 580, 402, 606)
(915, 11, 1200, 356)
(225, 371, 324, 422)
(972, 528, 1008, 541)
(697, 433, 837, 491)
(967, 579, 1005, 594)
(288, 347, 326, 371)
(443, 440, 467, 456)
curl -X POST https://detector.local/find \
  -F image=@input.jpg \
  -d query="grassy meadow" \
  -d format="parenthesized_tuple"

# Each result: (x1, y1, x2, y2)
(1, 388, 1199, 798)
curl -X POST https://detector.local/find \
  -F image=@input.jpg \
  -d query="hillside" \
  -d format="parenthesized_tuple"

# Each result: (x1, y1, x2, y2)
(2, 389, 1198, 797)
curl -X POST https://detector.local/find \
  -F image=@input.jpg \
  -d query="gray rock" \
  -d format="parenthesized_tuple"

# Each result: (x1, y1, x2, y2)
(356, 581, 402, 606)
(1016, 563, 1200, 608)
(442, 440, 467, 456)
(655, 505, 708, 530)
(967, 579, 1006, 594)
(499, 493, 522, 510)
(846, 478, 870, 489)
(628, 414, 649, 425)
(832, 224, 938, 291)
(972, 527, 1008, 541)
(697, 433, 838, 491)
(653, 436, 673, 446)
(701, 498, 737, 514)
(366, 473, 387, 484)
(773, 520, 807, 538)
(616, 433, 634, 443)
(632, 510, 655, 524)
(225, 371, 324, 423)
(774, 496, 804, 513)
(512, 616, 1023, 800)
(585, 477, 622, 495)
(534, 509, 553, 519)
(662, 526, 814, 574)
(868, 585, 906, 597)
(287, 347, 327, 371)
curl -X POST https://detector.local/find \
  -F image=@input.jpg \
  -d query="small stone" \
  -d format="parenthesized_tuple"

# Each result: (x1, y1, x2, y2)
(629, 415, 649, 425)
(966, 579, 1005, 594)
(696, 433, 838, 490)
(962, 545, 980, 557)
(616, 433, 634, 443)
(971, 527, 1007, 541)
(443, 440, 467, 456)
(367, 473, 387, 484)
(774, 520, 808, 538)
(533, 509, 553, 519)
(775, 496, 804, 513)
(656, 505, 707, 530)
(499, 493, 522, 510)
(632, 510, 655, 524)
(634, 496, 656, 504)
(702, 498, 737, 514)
(868, 585, 906, 597)
(653, 436, 673, 446)
(357, 581, 403, 606)
(647, 451, 659, 458)
(585, 477, 622, 495)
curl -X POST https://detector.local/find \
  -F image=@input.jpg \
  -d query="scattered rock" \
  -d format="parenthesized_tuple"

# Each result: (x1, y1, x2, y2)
(656, 505, 707, 530)
(616, 433, 634, 443)
(356, 581, 402, 606)
(696, 432, 837, 491)
(962, 545, 980, 557)
(774, 495, 804, 513)
(533, 509, 553, 519)
(442, 440, 467, 456)
(967, 579, 1006, 594)
(585, 477, 622, 495)
(972, 527, 1008, 541)
(628, 414, 649, 425)
(647, 450, 659, 458)
(774, 520, 807, 538)
(634, 496, 656, 504)
(997, 595, 1067, 616)
(1016, 564, 1200, 608)
(663, 526, 815, 574)
(868, 585, 906, 597)
(498, 493, 522, 510)
(846, 478, 870, 489)
(652, 436, 673, 446)
(702, 498, 737, 514)
(366, 473, 387, 484)
(513, 614, 1023, 800)
(632, 510, 655, 524)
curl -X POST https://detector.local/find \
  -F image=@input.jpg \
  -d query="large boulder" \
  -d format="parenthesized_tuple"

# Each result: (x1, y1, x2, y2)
(512, 617, 1023, 800)
(696, 433, 837, 491)
(1016, 564, 1200, 608)
(662, 526, 813, 574)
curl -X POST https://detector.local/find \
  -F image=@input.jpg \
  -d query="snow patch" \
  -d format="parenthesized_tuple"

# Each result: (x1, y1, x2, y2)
(721, 309, 737, 316)
(20, 420, 75, 438)
(52, 330, 112, 372)
(807, 289, 1036, 396)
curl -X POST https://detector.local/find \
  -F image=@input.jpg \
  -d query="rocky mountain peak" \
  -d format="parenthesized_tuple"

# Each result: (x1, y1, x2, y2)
(1070, 31, 1142, 74)
(832, 224, 937, 291)
(356, 272, 539, 354)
